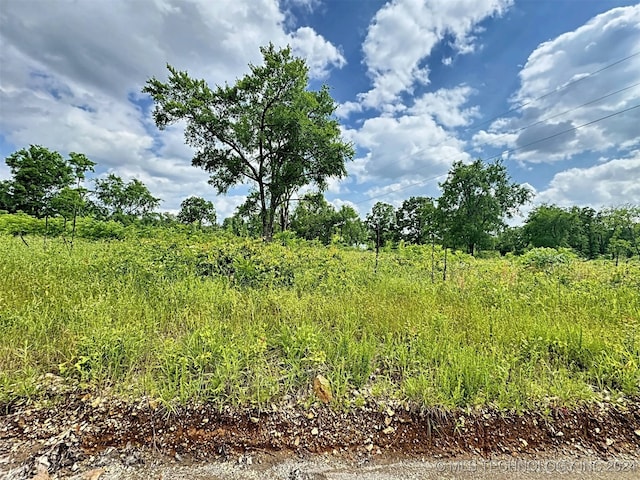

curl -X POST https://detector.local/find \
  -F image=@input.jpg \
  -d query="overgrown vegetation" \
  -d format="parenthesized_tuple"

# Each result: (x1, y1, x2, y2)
(1, 229, 638, 412)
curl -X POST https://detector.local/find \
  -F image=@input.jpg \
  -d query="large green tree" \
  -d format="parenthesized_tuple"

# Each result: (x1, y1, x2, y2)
(523, 204, 574, 249)
(495, 226, 526, 255)
(0, 180, 12, 212)
(1, 147, 95, 222)
(395, 196, 437, 245)
(50, 187, 84, 227)
(334, 205, 367, 246)
(567, 206, 604, 259)
(143, 43, 354, 240)
(601, 205, 640, 264)
(290, 192, 337, 244)
(523, 205, 607, 258)
(365, 202, 396, 247)
(437, 159, 532, 255)
(62, 152, 95, 236)
(177, 196, 216, 228)
(93, 174, 160, 220)
(3, 145, 74, 217)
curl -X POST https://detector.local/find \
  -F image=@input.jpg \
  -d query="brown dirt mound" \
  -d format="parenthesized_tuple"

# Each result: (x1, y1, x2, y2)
(2, 387, 640, 478)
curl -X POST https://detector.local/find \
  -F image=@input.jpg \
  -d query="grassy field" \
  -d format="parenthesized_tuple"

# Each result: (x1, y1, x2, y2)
(0, 231, 638, 412)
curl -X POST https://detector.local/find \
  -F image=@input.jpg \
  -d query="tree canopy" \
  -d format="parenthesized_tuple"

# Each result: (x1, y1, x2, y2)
(365, 202, 396, 248)
(437, 159, 532, 255)
(143, 43, 354, 240)
(93, 174, 160, 220)
(523, 204, 575, 249)
(3, 145, 74, 217)
(396, 196, 437, 245)
(177, 196, 216, 227)
(1, 141, 637, 262)
(290, 192, 337, 244)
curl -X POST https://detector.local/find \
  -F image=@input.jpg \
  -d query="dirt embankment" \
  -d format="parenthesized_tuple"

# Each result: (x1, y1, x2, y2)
(2, 387, 640, 479)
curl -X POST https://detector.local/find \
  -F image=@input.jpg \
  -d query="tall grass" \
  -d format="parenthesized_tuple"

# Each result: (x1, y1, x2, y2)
(0, 233, 638, 411)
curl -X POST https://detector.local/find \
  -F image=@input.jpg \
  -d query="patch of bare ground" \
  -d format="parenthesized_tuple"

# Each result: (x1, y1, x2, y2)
(1, 378, 639, 479)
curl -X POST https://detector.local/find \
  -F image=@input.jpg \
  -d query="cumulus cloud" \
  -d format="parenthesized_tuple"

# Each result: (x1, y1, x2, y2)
(335, 100, 363, 119)
(536, 151, 640, 208)
(358, 0, 512, 111)
(0, 0, 345, 216)
(410, 86, 480, 128)
(482, 5, 640, 163)
(341, 81, 479, 205)
(328, 197, 361, 216)
(365, 179, 428, 205)
(337, 0, 511, 209)
(290, 27, 346, 78)
(343, 110, 471, 186)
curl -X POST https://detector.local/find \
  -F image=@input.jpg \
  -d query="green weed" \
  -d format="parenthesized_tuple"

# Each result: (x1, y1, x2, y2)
(0, 233, 638, 411)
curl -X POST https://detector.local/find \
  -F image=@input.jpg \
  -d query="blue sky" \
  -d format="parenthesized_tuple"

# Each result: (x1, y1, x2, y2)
(1, 0, 639, 221)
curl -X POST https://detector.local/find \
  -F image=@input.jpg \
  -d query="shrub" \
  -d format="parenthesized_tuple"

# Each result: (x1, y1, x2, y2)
(521, 247, 576, 271)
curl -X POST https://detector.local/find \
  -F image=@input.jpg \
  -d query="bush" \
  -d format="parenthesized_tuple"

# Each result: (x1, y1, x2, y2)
(72, 218, 126, 240)
(521, 247, 576, 272)
(0, 213, 66, 236)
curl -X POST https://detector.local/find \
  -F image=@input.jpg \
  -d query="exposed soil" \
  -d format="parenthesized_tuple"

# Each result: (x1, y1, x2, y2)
(1, 376, 640, 479)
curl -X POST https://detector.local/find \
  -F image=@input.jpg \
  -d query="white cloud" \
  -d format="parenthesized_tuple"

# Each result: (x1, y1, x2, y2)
(0, 56, 153, 168)
(410, 86, 479, 128)
(358, 0, 512, 111)
(337, 0, 511, 201)
(325, 176, 346, 194)
(207, 194, 249, 221)
(485, 5, 640, 163)
(344, 111, 471, 185)
(342, 82, 478, 204)
(335, 100, 363, 119)
(328, 198, 362, 216)
(472, 129, 519, 152)
(365, 179, 426, 205)
(281, 0, 321, 12)
(536, 151, 640, 208)
(290, 27, 346, 79)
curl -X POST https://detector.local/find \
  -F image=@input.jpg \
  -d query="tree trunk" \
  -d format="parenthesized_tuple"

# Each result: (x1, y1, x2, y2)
(430, 234, 435, 283)
(374, 224, 380, 273)
(261, 211, 273, 240)
(443, 247, 448, 282)
(258, 182, 272, 241)
(279, 204, 290, 232)
(468, 242, 475, 256)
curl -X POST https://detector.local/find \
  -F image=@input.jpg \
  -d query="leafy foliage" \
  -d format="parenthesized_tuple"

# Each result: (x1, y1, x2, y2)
(365, 202, 396, 247)
(395, 196, 437, 244)
(521, 247, 576, 272)
(177, 196, 216, 227)
(2, 145, 75, 217)
(437, 159, 532, 255)
(93, 173, 160, 220)
(1, 230, 638, 410)
(143, 43, 354, 239)
(524, 205, 575, 249)
(290, 192, 338, 244)
(333, 204, 367, 246)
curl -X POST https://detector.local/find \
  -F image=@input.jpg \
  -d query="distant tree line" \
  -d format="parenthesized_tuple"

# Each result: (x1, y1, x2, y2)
(0, 145, 214, 231)
(222, 157, 638, 263)
(498, 204, 639, 262)
(225, 158, 537, 256)
(1, 145, 637, 261)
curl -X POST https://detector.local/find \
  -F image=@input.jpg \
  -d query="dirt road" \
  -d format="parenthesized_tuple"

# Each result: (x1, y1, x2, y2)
(4, 449, 640, 480)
